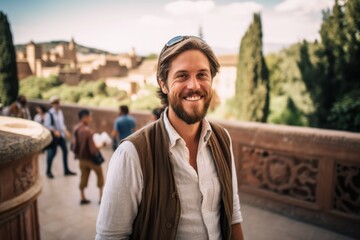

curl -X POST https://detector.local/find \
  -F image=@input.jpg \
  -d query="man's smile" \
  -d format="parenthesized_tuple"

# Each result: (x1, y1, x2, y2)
(184, 95, 202, 101)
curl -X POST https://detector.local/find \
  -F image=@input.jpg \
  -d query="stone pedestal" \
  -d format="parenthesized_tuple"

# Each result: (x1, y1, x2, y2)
(0, 116, 51, 240)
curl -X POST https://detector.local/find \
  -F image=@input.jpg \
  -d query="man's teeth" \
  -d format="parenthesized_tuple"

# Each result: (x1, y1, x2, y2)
(186, 96, 201, 101)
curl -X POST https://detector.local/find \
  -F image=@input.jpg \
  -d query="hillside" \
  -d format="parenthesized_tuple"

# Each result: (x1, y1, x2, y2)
(15, 40, 114, 55)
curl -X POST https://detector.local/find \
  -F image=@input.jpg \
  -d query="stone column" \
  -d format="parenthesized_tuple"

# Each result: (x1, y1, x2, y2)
(0, 116, 51, 240)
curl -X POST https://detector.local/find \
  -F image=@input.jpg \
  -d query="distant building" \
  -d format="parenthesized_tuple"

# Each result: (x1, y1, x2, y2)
(105, 58, 158, 97)
(16, 39, 142, 86)
(127, 58, 158, 86)
(16, 39, 237, 102)
(214, 54, 238, 102)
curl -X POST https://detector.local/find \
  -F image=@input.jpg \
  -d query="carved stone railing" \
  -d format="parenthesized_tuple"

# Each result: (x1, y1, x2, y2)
(217, 120, 360, 238)
(0, 116, 51, 240)
(28, 100, 360, 238)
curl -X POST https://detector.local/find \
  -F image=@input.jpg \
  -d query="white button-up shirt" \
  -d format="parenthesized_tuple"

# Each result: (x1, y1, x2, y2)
(96, 112, 242, 240)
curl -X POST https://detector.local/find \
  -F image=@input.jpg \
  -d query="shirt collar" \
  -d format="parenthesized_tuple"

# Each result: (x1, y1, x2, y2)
(49, 108, 58, 114)
(163, 108, 213, 149)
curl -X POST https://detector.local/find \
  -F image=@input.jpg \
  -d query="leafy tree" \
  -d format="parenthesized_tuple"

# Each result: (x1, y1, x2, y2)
(19, 75, 164, 111)
(235, 13, 269, 122)
(297, 40, 323, 126)
(328, 89, 360, 132)
(343, 0, 360, 86)
(270, 97, 307, 126)
(129, 85, 161, 110)
(267, 43, 315, 127)
(315, 0, 347, 127)
(301, 0, 360, 131)
(19, 75, 61, 99)
(0, 12, 18, 106)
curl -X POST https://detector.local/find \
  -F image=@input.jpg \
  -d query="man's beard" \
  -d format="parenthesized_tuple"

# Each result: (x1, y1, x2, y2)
(169, 89, 212, 125)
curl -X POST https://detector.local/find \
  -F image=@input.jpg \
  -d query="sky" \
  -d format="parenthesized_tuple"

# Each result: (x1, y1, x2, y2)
(1, 0, 334, 55)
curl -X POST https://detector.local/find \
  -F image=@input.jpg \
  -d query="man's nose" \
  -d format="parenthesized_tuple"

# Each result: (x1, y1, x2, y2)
(187, 75, 200, 90)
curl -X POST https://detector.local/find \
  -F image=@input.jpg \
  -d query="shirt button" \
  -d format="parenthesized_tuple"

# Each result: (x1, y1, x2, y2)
(166, 222, 172, 228)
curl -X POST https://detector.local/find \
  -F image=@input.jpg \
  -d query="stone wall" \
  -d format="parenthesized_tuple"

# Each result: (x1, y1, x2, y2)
(59, 70, 81, 85)
(17, 61, 32, 80)
(217, 119, 360, 238)
(28, 100, 360, 238)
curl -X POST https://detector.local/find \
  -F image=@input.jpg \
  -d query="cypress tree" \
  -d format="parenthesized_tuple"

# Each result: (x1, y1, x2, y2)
(343, 0, 360, 88)
(0, 12, 18, 107)
(314, 0, 346, 127)
(314, 0, 360, 131)
(328, 0, 360, 131)
(235, 13, 269, 122)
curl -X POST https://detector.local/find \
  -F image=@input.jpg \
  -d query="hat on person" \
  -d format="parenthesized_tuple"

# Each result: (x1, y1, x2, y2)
(50, 95, 60, 104)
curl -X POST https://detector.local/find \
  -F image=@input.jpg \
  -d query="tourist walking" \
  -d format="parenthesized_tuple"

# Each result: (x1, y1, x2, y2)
(72, 109, 104, 205)
(33, 105, 47, 124)
(111, 105, 136, 150)
(96, 36, 244, 239)
(44, 96, 76, 179)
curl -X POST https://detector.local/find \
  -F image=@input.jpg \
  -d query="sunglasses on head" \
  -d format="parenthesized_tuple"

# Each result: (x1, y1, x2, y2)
(164, 35, 205, 50)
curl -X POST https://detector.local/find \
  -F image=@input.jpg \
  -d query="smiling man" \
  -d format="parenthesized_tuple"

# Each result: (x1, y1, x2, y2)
(96, 36, 244, 240)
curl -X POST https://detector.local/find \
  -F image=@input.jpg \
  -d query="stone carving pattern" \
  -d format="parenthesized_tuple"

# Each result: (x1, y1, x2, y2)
(14, 163, 34, 195)
(333, 163, 360, 216)
(241, 147, 318, 202)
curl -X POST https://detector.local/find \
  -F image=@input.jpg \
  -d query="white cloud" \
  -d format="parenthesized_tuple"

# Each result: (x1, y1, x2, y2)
(138, 15, 173, 27)
(164, 0, 215, 15)
(275, 0, 333, 14)
(218, 1, 263, 16)
(263, 11, 321, 45)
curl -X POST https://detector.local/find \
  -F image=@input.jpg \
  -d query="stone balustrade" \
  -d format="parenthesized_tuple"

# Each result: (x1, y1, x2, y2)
(0, 116, 51, 240)
(218, 119, 360, 238)
(28, 100, 360, 238)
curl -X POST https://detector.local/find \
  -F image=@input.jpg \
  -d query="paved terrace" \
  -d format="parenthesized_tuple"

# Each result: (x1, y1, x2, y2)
(38, 146, 355, 240)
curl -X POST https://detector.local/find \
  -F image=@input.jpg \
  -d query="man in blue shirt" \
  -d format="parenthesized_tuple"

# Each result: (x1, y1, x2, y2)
(111, 105, 136, 150)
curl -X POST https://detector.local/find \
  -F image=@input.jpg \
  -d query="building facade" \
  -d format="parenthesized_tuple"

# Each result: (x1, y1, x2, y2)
(16, 39, 142, 86)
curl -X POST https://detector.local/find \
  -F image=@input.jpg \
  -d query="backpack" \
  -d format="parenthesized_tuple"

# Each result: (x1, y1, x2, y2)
(45, 112, 60, 149)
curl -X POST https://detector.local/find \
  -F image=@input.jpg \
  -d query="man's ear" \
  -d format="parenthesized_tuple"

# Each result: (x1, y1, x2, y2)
(159, 80, 168, 94)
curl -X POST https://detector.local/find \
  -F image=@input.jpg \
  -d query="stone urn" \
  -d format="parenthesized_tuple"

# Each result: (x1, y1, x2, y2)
(0, 116, 51, 240)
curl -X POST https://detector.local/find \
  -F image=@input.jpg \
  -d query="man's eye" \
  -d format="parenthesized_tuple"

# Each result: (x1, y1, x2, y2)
(198, 72, 209, 79)
(177, 74, 188, 79)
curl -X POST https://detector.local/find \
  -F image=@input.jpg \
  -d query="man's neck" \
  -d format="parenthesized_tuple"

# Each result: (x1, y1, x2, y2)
(167, 108, 202, 143)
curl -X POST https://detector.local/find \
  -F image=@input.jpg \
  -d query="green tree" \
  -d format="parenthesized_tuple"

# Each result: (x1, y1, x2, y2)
(307, 0, 360, 131)
(19, 75, 61, 99)
(271, 97, 307, 126)
(328, 89, 360, 132)
(0, 12, 18, 106)
(329, 0, 360, 131)
(267, 42, 315, 127)
(235, 13, 269, 122)
(297, 40, 322, 126)
(343, 0, 360, 85)
(315, 0, 347, 127)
